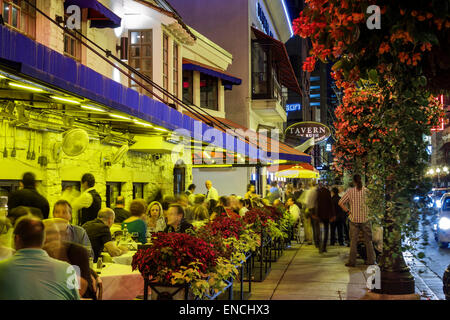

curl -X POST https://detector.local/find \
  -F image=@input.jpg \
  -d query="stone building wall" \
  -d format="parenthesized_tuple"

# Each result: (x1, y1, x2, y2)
(0, 121, 192, 213)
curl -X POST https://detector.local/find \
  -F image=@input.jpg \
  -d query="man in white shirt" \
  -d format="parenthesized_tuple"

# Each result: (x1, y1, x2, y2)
(286, 197, 301, 225)
(205, 180, 219, 202)
(72, 173, 102, 226)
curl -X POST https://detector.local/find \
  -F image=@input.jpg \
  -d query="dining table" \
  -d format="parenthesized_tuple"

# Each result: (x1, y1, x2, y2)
(95, 262, 144, 300)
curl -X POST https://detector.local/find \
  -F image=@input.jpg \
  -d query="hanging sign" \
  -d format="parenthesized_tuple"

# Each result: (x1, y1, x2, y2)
(285, 121, 331, 143)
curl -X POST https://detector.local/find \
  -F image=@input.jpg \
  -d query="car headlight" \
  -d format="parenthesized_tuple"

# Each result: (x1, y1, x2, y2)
(439, 217, 450, 230)
(436, 199, 442, 208)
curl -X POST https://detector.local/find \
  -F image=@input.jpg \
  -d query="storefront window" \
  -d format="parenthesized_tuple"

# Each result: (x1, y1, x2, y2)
(1, 0, 36, 39)
(128, 29, 153, 97)
(200, 73, 218, 110)
(133, 183, 145, 200)
(182, 70, 193, 104)
(106, 182, 122, 208)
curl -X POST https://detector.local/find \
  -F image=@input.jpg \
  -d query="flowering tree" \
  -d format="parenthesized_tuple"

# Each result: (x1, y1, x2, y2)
(294, 0, 448, 294)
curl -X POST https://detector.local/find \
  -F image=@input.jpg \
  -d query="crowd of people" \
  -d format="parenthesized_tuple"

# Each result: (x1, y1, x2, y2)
(0, 171, 382, 300)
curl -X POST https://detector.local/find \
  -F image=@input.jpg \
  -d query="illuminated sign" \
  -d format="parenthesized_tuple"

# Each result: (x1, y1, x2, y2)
(326, 144, 332, 152)
(285, 121, 332, 143)
(257, 3, 274, 38)
(286, 103, 301, 113)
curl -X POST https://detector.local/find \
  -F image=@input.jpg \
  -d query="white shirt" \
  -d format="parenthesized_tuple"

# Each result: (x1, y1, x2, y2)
(239, 207, 249, 217)
(289, 204, 301, 223)
(206, 186, 219, 201)
(71, 187, 96, 225)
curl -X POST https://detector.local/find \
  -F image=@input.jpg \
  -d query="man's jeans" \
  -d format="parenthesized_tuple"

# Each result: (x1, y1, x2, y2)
(348, 221, 376, 265)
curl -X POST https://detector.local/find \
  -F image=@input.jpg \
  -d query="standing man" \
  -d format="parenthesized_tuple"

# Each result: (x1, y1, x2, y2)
(205, 180, 219, 202)
(267, 181, 280, 204)
(330, 187, 346, 246)
(315, 186, 336, 253)
(113, 196, 130, 223)
(72, 173, 102, 226)
(185, 184, 196, 205)
(8, 172, 50, 219)
(339, 174, 376, 267)
(0, 216, 80, 300)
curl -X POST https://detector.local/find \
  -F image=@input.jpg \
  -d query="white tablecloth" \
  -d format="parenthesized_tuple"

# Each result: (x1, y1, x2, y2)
(98, 263, 144, 300)
(111, 251, 136, 265)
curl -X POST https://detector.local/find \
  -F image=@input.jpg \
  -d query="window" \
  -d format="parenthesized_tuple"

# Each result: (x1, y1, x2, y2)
(163, 33, 169, 102)
(106, 182, 122, 208)
(252, 41, 269, 96)
(200, 73, 218, 110)
(133, 183, 145, 199)
(173, 167, 185, 195)
(128, 30, 153, 96)
(173, 42, 179, 99)
(182, 70, 193, 104)
(64, 30, 82, 61)
(1, 0, 36, 39)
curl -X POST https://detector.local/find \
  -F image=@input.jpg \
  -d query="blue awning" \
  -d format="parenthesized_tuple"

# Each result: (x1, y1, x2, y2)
(183, 60, 242, 90)
(64, 0, 121, 29)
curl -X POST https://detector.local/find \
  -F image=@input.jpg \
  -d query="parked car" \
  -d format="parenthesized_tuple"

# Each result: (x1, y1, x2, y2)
(434, 193, 450, 248)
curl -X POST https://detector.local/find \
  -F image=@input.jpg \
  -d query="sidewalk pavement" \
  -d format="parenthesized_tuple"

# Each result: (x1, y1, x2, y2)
(250, 242, 445, 300)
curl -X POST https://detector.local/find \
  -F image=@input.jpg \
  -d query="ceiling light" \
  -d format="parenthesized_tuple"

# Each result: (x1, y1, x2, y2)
(9, 82, 44, 92)
(110, 114, 130, 120)
(51, 96, 80, 104)
(81, 105, 105, 112)
(0, 75, 6, 79)
(153, 127, 168, 132)
(133, 120, 153, 127)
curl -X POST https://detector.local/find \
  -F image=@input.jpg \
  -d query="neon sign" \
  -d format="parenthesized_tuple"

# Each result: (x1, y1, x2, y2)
(257, 3, 274, 38)
(286, 103, 301, 113)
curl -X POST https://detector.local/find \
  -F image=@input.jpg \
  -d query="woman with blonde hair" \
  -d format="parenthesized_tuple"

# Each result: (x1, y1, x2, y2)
(146, 201, 166, 233)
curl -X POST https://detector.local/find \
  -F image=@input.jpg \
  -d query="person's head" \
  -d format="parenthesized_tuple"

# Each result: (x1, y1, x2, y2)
(192, 205, 209, 221)
(194, 194, 206, 205)
(129, 199, 147, 218)
(353, 174, 362, 190)
(81, 173, 95, 190)
(161, 196, 176, 217)
(331, 187, 339, 196)
(247, 184, 255, 193)
(286, 197, 295, 207)
(207, 199, 218, 213)
(188, 184, 196, 192)
(53, 200, 72, 222)
(21, 172, 37, 189)
(219, 196, 230, 208)
(115, 195, 125, 208)
(229, 195, 239, 210)
(42, 218, 69, 245)
(98, 208, 115, 227)
(176, 194, 189, 208)
(270, 181, 277, 187)
(167, 204, 184, 227)
(205, 180, 213, 190)
(13, 216, 45, 250)
(147, 201, 163, 219)
(8, 206, 34, 226)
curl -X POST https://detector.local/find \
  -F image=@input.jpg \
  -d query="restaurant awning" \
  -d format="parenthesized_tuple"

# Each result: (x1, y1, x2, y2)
(267, 164, 320, 179)
(184, 111, 311, 164)
(251, 27, 302, 96)
(64, 0, 121, 29)
(182, 59, 242, 90)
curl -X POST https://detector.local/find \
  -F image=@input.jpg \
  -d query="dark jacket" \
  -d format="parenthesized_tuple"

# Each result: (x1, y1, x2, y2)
(164, 218, 194, 234)
(315, 187, 336, 221)
(113, 207, 131, 223)
(8, 187, 50, 219)
(331, 194, 346, 221)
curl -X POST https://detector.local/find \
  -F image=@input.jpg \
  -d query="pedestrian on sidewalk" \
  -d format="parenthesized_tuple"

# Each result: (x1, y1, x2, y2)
(330, 187, 346, 246)
(301, 181, 318, 247)
(338, 175, 376, 267)
(315, 185, 336, 253)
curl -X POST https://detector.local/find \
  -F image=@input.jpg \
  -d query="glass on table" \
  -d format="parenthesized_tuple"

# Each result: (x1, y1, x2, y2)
(131, 232, 139, 242)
